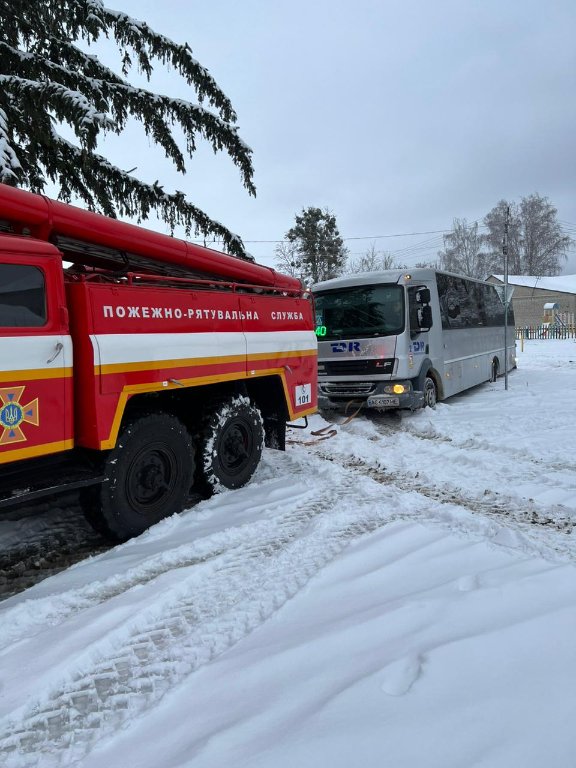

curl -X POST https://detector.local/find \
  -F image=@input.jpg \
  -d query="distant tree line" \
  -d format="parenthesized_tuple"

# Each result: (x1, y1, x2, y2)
(438, 194, 572, 279)
(277, 194, 573, 284)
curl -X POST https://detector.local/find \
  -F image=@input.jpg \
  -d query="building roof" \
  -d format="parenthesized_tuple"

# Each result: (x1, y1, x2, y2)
(489, 274, 576, 295)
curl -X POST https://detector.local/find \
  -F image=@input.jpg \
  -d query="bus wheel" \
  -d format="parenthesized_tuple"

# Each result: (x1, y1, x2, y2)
(83, 413, 195, 542)
(490, 358, 499, 382)
(198, 396, 264, 494)
(423, 376, 437, 409)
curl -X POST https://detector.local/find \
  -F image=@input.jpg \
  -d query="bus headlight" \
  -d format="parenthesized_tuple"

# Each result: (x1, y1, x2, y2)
(383, 382, 410, 395)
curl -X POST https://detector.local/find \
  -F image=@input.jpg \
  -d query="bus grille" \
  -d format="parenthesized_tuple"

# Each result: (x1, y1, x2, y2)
(319, 382, 376, 397)
(319, 358, 395, 376)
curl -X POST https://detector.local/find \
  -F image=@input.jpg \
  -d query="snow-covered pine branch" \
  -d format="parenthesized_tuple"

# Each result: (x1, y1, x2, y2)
(43, 124, 244, 254)
(0, 0, 254, 257)
(0, 107, 22, 181)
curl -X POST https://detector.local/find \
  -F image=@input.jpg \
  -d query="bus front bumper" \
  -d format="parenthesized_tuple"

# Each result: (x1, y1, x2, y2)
(318, 380, 424, 411)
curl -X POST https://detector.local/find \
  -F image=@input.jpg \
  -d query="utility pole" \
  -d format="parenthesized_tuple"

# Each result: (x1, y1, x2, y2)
(503, 206, 510, 391)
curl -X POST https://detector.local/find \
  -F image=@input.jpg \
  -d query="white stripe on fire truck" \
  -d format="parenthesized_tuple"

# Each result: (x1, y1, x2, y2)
(0, 335, 73, 378)
(245, 330, 317, 355)
(90, 331, 316, 370)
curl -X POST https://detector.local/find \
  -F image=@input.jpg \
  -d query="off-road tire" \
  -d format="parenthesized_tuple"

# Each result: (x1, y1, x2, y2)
(82, 413, 194, 541)
(198, 396, 264, 494)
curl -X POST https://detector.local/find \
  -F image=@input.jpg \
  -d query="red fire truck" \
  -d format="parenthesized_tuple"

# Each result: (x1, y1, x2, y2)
(0, 184, 317, 540)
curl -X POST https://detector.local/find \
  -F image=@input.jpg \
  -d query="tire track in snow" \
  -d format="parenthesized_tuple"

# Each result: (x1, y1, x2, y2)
(316, 411, 576, 518)
(0, 459, 330, 651)
(302, 442, 576, 566)
(2, 437, 574, 766)
(0, 504, 110, 602)
(0, 456, 392, 767)
(362, 410, 576, 475)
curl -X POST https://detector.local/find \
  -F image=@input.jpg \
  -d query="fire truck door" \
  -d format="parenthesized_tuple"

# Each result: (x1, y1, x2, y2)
(0, 258, 72, 462)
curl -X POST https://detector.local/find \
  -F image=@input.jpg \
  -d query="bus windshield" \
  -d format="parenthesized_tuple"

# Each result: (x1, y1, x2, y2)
(314, 284, 405, 340)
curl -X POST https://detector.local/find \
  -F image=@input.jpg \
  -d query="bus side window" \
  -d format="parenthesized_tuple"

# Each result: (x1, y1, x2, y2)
(483, 284, 505, 326)
(0, 264, 47, 327)
(436, 274, 463, 328)
(473, 284, 487, 325)
(446, 278, 481, 328)
(459, 282, 484, 327)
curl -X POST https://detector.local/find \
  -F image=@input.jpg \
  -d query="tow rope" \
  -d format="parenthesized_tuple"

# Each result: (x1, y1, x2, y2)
(287, 401, 363, 445)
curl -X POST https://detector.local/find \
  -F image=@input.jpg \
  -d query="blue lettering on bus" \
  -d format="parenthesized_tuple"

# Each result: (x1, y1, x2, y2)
(331, 341, 361, 353)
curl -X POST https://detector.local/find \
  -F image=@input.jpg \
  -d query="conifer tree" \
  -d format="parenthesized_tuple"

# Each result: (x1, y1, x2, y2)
(0, 0, 254, 256)
(278, 207, 348, 284)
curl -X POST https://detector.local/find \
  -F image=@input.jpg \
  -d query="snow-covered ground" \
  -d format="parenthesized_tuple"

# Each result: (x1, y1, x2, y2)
(1, 339, 576, 768)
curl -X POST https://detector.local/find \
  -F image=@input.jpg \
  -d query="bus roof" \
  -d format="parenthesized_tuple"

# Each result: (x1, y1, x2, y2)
(313, 268, 437, 292)
(312, 268, 497, 293)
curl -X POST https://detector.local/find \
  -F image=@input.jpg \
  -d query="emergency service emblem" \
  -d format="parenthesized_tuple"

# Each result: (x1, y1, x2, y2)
(0, 386, 40, 445)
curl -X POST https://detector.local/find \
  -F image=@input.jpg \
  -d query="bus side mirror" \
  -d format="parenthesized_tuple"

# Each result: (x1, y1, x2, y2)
(416, 287, 431, 305)
(419, 305, 433, 329)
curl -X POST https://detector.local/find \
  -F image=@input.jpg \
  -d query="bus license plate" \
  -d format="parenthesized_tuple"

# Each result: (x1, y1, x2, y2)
(367, 395, 400, 408)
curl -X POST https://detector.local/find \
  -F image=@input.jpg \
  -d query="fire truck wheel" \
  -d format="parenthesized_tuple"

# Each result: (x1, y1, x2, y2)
(198, 396, 264, 493)
(83, 413, 194, 541)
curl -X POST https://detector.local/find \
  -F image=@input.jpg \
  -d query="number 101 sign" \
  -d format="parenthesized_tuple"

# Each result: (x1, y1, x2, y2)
(295, 383, 312, 406)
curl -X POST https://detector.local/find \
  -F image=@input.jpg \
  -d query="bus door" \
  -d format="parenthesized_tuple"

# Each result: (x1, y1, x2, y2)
(407, 284, 433, 360)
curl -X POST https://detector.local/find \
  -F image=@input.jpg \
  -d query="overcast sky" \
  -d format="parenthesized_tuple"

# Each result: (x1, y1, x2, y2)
(96, 0, 576, 272)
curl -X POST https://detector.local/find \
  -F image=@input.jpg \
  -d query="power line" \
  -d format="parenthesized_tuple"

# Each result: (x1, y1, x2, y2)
(193, 221, 574, 248)
(243, 224, 491, 245)
(389, 234, 445, 256)
(340, 228, 451, 242)
(196, 227, 455, 246)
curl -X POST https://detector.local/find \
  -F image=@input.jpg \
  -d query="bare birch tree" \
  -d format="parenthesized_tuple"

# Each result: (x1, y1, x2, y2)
(437, 218, 487, 278)
(346, 242, 405, 274)
(483, 195, 572, 276)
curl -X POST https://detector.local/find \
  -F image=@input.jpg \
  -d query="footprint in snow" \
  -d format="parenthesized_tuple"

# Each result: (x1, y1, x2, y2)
(457, 573, 480, 591)
(380, 654, 422, 696)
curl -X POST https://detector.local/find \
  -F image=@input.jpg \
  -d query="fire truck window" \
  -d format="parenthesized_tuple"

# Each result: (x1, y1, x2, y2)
(0, 265, 47, 327)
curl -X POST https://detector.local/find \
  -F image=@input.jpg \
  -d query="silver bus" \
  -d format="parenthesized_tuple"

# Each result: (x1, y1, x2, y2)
(312, 268, 516, 411)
